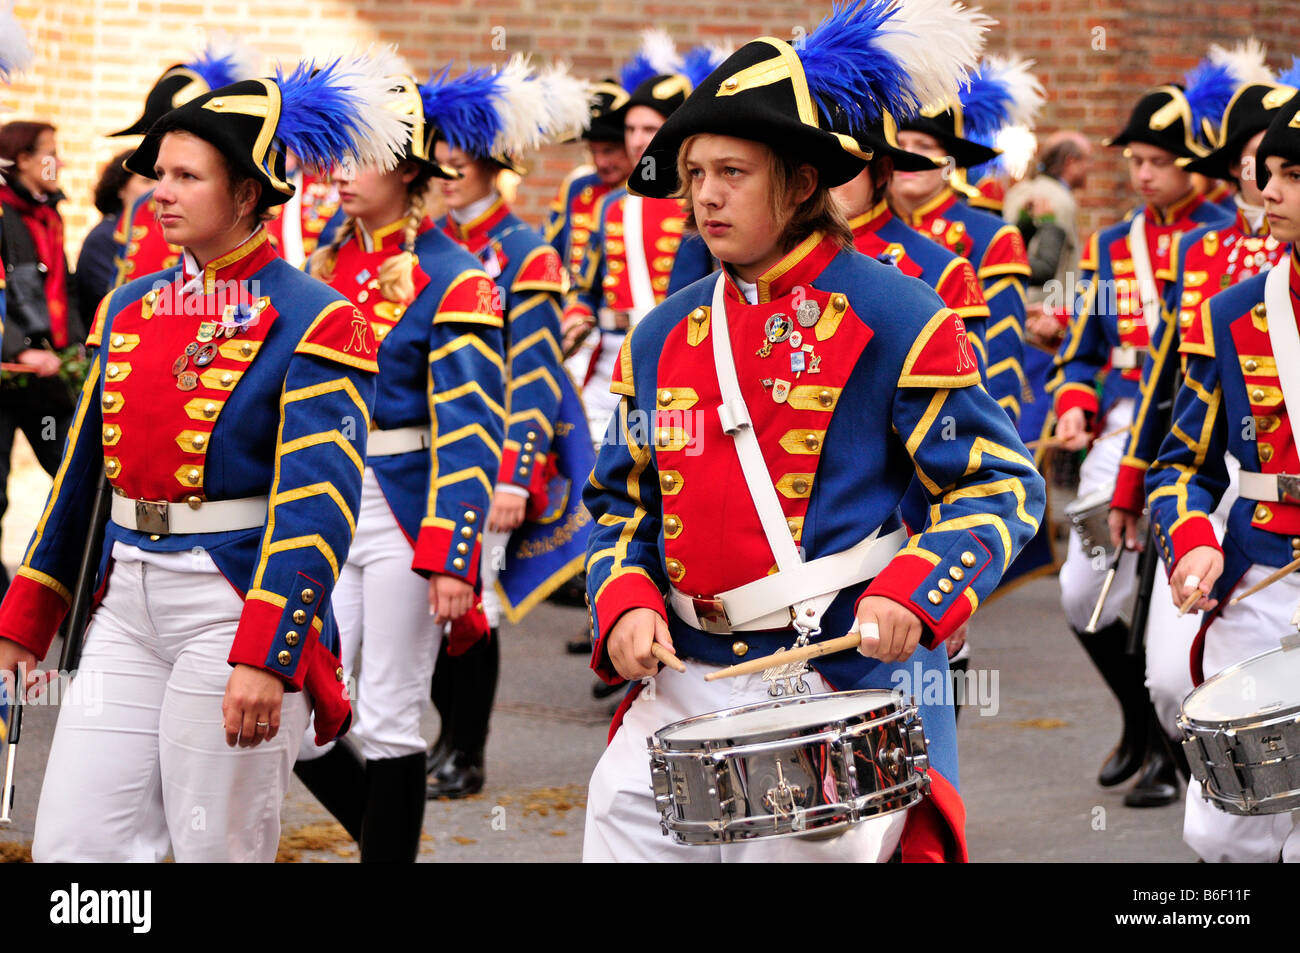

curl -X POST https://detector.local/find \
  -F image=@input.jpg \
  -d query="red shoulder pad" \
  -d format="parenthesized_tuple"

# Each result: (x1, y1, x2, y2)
(297, 300, 380, 373)
(514, 246, 566, 293)
(936, 259, 989, 317)
(1080, 231, 1101, 271)
(899, 309, 982, 388)
(435, 269, 504, 327)
(611, 326, 636, 397)
(979, 226, 1031, 277)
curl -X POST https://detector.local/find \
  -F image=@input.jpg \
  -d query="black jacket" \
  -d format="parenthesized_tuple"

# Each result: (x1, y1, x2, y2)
(1, 186, 85, 362)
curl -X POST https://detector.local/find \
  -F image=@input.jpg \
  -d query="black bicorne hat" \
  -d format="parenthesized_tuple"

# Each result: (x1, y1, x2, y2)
(1187, 82, 1300, 180)
(584, 80, 631, 143)
(622, 73, 694, 122)
(1256, 88, 1300, 187)
(857, 113, 944, 172)
(895, 105, 1000, 169)
(111, 67, 216, 138)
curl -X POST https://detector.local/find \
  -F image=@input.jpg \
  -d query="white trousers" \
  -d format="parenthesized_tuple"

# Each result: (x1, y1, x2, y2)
(583, 332, 624, 444)
(1183, 563, 1300, 862)
(583, 663, 908, 862)
(1060, 399, 1138, 632)
(301, 468, 438, 762)
(32, 560, 311, 862)
(480, 528, 510, 629)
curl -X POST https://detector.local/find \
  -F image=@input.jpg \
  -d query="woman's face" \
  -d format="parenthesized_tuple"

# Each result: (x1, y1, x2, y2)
(334, 161, 415, 226)
(889, 131, 949, 208)
(151, 131, 257, 255)
(16, 129, 61, 195)
(684, 134, 809, 280)
(118, 173, 153, 215)
(433, 144, 497, 211)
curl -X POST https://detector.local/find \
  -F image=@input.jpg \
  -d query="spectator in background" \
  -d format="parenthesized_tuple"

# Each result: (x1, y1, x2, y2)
(0, 120, 84, 596)
(74, 150, 152, 320)
(1003, 130, 1092, 346)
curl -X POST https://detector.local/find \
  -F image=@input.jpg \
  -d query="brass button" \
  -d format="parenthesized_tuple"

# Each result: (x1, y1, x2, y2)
(461, 526, 473, 539)
(192, 434, 205, 449)
(830, 293, 847, 312)
(301, 588, 316, 604)
(520, 453, 531, 463)
(186, 468, 200, 484)
(689, 307, 705, 321)
(465, 511, 477, 524)
(104, 426, 117, 440)
(661, 473, 677, 492)
(1291, 538, 1300, 547)
(1245, 359, 1258, 372)
(803, 433, 820, 451)
(666, 558, 685, 581)
(526, 431, 537, 440)
(961, 551, 977, 567)
(949, 567, 964, 581)
(104, 459, 119, 477)
(111, 335, 125, 348)
(1293, 549, 1300, 560)
(1253, 303, 1267, 318)
(927, 590, 943, 605)
(818, 389, 834, 408)
(186, 495, 202, 509)
(1253, 388, 1266, 402)
(240, 342, 253, 357)
(664, 515, 681, 534)
(149, 534, 160, 541)
(792, 477, 809, 494)
(285, 631, 300, 647)
(203, 402, 217, 418)
(732, 641, 749, 657)
(723, 78, 737, 90)
(518, 467, 528, 476)
(106, 364, 119, 378)
(293, 609, 307, 624)
(938, 578, 954, 593)
(144, 291, 158, 304)
(658, 389, 673, 407)
(456, 542, 469, 555)
(102, 393, 117, 409)
(1260, 444, 1274, 462)
(787, 519, 799, 535)
(335, 666, 345, 681)
(523, 442, 534, 451)
(453, 557, 466, 570)
(1255, 504, 1271, 521)
(220, 373, 234, 386)
(277, 650, 292, 666)
(212, 98, 225, 107)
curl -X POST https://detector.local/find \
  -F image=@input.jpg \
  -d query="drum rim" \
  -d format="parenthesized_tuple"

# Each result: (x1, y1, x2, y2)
(651, 689, 906, 750)
(1180, 644, 1300, 728)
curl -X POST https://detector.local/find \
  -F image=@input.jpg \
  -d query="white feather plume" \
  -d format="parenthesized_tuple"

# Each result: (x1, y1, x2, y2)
(640, 28, 683, 76)
(983, 53, 1046, 127)
(876, 0, 994, 114)
(327, 50, 418, 171)
(0, 1, 34, 82)
(1209, 38, 1274, 85)
(197, 30, 260, 84)
(534, 62, 595, 143)
(492, 54, 550, 156)
(994, 123, 1037, 180)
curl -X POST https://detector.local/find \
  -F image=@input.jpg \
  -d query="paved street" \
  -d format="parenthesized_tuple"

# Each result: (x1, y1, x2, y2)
(0, 438, 1197, 862)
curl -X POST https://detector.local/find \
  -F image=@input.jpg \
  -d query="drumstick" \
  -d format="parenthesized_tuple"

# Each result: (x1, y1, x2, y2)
(1229, 555, 1300, 606)
(651, 643, 686, 673)
(1177, 589, 1203, 617)
(0, 364, 34, 374)
(1028, 426, 1128, 452)
(704, 632, 863, 681)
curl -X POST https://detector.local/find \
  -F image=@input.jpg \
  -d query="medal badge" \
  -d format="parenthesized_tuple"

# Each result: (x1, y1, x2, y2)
(765, 313, 792, 344)
(196, 322, 217, 343)
(789, 331, 803, 349)
(756, 340, 772, 358)
(795, 300, 820, 328)
(185, 342, 200, 356)
(808, 353, 822, 374)
(771, 379, 790, 404)
(194, 343, 219, 367)
(171, 354, 189, 376)
(790, 351, 806, 374)
(176, 370, 199, 392)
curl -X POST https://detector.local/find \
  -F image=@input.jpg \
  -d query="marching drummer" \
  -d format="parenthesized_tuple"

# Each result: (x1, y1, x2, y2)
(1148, 86, 1300, 862)
(581, 0, 1044, 862)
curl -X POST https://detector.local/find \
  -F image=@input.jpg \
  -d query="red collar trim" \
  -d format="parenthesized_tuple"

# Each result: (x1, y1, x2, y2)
(192, 228, 276, 294)
(723, 233, 840, 304)
(848, 200, 893, 236)
(443, 196, 510, 248)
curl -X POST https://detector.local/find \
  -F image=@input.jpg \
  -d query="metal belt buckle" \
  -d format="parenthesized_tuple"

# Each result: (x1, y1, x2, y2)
(134, 500, 170, 536)
(1278, 474, 1300, 503)
(691, 596, 731, 634)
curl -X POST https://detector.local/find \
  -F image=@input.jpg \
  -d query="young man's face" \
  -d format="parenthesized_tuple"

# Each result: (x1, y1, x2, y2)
(625, 106, 666, 168)
(830, 165, 876, 221)
(889, 130, 949, 207)
(684, 134, 811, 280)
(1230, 129, 1269, 207)
(588, 139, 633, 187)
(1262, 154, 1300, 244)
(1126, 142, 1193, 211)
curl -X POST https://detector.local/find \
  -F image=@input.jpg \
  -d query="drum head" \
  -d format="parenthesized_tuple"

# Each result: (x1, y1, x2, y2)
(1183, 646, 1300, 723)
(658, 690, 900, 744)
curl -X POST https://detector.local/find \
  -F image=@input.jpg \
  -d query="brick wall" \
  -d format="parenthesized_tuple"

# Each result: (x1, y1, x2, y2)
(4, 0, 1300, 260)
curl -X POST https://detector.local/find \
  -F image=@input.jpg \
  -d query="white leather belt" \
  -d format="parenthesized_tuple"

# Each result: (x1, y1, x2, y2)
(1110, 346, 1145, 370)
(667, 527, 908, 633)
(596, 308, 631, 332)
(1237, 471, 1300, 504)
(111, 493, 267, 536)
(367, 425, 430, 457)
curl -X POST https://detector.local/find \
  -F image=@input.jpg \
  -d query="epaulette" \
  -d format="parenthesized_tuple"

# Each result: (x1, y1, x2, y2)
(434, 269, 504, 326)
(1080, 231, 1101, 272)
(978, 225, 1032, 279)
(898, 309, 983, 388)
(513, 245, 566, 294)
(611, 325, 637, 397)
(297, 300, 380, 373)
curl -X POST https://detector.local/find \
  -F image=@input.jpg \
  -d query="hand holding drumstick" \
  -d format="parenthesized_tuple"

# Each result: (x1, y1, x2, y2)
(1170, 546, 1223, 616)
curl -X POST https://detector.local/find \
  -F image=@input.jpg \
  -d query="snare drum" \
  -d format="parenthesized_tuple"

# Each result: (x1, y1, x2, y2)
(648, 690, 929, 845)
(1179, 644, 1300, 815)
(1064, 481, 1147, 558)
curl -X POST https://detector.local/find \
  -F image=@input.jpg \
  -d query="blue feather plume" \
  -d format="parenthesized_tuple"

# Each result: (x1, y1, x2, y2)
(421, 66, 505, 155)
(1278, 56, 1300, 90)
(1184, 58, 1238, 138)
(959, 65, 1014, 144)
(682, 45, 726, 89)
(185, 36, 254, 91)
(799, 0, 919, 129)
(273, 57, 409, 170)
(620, 53, 662, 93)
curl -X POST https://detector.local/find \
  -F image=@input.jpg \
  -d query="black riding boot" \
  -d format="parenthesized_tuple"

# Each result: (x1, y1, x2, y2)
(292, 741, 366, 842)
(426, 630, 498, 799)
(360, 752, 428, 862)
(1073, 622, 1149, 786)
(1123, 712, 1181, 807)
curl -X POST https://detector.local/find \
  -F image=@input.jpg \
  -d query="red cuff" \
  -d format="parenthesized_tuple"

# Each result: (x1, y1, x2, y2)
(1170, 516, 1222, 568)
(1053, 383, 1099, 420)
(0, 573, 71, 659)
(303, 639, 352, 746)
(900, 768, 967, 863)
(413, 523, 482, 587)
(862, 549, 986, 644)
(228, 594, 317, 691)
(1112, 463, 1148, 514)
(591, 573, 667, 684)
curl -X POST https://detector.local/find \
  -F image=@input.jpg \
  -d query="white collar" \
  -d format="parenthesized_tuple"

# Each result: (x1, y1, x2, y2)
(450, 191, 499, 225)
(733, 274, 758, 305)
(181, 225, 263, 293)
(1236, 194, 1267, 235)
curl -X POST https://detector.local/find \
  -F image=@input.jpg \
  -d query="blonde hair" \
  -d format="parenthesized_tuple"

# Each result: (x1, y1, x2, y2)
(310, 166, 434, 305)
(673, 134, 853, 254)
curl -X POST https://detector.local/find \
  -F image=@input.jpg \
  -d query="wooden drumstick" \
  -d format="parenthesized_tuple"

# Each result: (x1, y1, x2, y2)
(1228, 555, 1300, 606)
(704, 632, 863, 681)
(651, 643, 686, 673)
